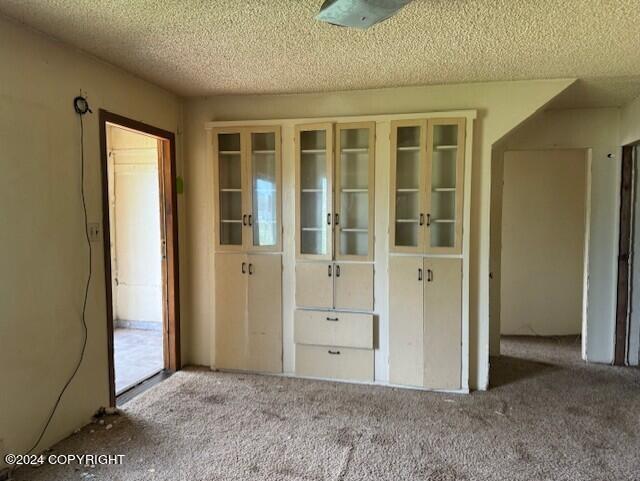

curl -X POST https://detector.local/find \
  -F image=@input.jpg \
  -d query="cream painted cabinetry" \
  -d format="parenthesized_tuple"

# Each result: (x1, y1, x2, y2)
(295, 261, 373, 311)
(213, 126, 282, 252)
(214, 253, 282, 373)
(390, 119, 465, 255)
(388, 256, 462, 390)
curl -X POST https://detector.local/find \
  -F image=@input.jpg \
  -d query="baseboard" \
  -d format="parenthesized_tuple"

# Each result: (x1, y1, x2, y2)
(114, 319, 162, 331)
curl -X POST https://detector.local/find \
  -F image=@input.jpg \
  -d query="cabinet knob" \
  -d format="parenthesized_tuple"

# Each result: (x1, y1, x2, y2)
(328, 265, 332, 277)
(419, 213, 424, 226)
(426, 213, 431, 227)
(418, 268, 423, 281)
(336, 265, 341, 277)
(328, 350, 341, 355)
(326, 317, 339, 322)
(427, 269, 433, 282)
(327, 213, 332, 225)
(248, 214, 253, 226)
(241, 262, 247, 274)
(248, 263, 254, 275)
(242, 214, 248, 226)
(334, 213, 340, 225)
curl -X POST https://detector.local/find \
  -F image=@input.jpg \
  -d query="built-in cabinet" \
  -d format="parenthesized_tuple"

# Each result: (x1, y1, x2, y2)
(390, 119, 465, 255)
(388, 117, 466, 391)
(388, 256, 462, 390)
(294, 121, 375, 382)
(213, 126, 282, 252)
(208, 111, 472, 393)
(214, 253, 283, 373)
(212, 125, 283, 374)
(295, 122, 375, 261)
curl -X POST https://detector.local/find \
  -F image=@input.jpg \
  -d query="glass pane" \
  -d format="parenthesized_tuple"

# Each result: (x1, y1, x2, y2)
(218, 132, 242, 246)
(339, 127, 370, 257)
(394, 126, 421, 247)
(251, 132, 277, 247)
(300, 130, 328, 255)
(430, 124, 458, 248)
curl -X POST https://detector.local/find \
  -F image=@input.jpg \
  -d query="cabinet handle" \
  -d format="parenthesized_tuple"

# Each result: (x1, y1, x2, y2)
(241, 262, 247, 274)
(336, 265, 341, 277)
(328, 350, 341, 355)
(328, 265, 332, 277)
(427, 269, 433, 282)
(418, 268, 423, 281)
(335, 213, 340, 225)
(242, 214, 247, 226)
(326, 317, 339, 322)
(248, 214, 253, 226)
(419, 213, 424, 226)
(426, 213, 431, 227)
(248, 263, 254, 275)
(327, 213, 332, 225)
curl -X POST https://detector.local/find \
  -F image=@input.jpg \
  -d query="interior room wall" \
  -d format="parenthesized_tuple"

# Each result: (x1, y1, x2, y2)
(0, 16, 183, 467)
(490, 108, 621, 362)
(107, 127, 162, 328)
(621, 94, 640, 145)
(183, 78, 574, 390)
(500, 149, 587, 336)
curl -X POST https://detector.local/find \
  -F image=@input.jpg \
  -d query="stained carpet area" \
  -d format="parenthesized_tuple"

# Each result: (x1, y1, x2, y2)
(13, 337, 640, 481)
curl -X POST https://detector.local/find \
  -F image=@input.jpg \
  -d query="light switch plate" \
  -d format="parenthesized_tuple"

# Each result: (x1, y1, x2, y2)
(88, 223, 101, 242)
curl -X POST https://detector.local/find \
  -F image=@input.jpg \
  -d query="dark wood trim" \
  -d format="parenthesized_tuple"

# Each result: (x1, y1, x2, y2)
(615, 144, 634, 365)
(99, 110, 181, 407)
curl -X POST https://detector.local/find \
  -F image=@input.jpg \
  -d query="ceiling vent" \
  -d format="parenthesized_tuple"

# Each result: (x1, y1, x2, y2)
(315, 0, 413, 29)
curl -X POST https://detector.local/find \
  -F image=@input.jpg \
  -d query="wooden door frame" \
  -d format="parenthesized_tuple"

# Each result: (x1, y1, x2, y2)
(99, 110, 181, 406)
(615, 143, 638, 365)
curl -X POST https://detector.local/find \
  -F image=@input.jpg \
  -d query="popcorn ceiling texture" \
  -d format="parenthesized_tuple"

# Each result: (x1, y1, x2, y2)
(0, 0, 639, 99)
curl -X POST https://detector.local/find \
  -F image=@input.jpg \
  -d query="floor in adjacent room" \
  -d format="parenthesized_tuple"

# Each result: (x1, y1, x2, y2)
(114, 327, 163, 394)
(13, 336, 640, 481)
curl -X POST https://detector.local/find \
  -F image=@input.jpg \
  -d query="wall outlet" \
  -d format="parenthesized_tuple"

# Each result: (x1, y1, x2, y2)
(88, 223, 102, 242)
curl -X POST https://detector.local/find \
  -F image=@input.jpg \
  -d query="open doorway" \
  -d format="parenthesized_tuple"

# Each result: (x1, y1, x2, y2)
(495, 148, 590, 375)
(99, 111, 180, 405)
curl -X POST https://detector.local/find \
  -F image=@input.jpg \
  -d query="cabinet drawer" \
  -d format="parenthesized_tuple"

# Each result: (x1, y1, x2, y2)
(294, 310, 373, 349)
(295, 344, 374, 382)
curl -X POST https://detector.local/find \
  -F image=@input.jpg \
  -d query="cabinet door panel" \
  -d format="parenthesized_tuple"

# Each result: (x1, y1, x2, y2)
(213, 130, 245, 250)
(296, 124, 334, 260)
(423, 258, 462, 389)
(295, 261, 333, 308)
(425, 119, 465, 254)
(248, 127, 281, 252)
(294, 310, 373, 349)
(333, 263, 374, 311)
(388, 256, 424, 386)
(389, 120, 427, 253)
(247, 254, 282, 373)
(335, 122, 375, 261)
(214, 253, 247, 370)
(295, 344, 374, 382)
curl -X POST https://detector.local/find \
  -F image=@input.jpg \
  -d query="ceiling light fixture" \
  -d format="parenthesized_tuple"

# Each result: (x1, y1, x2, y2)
(316, 0, 413, 29)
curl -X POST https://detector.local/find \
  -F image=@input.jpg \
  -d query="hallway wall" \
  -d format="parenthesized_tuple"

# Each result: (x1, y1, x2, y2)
(500, 149, 587, 336)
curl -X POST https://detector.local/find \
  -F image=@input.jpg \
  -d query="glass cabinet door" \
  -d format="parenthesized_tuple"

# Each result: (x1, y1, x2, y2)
(335, 122, 375, 260)
(296, 124, 333, 259)
(390, 120, 427, 253)
(215, 130, 244, 249)
(426, 119, 465, 254)
(248, 128, 281, 251)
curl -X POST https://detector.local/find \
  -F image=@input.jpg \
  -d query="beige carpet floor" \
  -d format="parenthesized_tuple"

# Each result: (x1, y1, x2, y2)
(12, 336, 640, 481)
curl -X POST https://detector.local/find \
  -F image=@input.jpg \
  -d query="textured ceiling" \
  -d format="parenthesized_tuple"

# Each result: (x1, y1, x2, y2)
(1, 0, 640, 104)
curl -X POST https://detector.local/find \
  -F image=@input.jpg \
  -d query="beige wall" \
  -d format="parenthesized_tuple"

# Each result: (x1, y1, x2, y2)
(621, 94, 640, 145)
(490, 108, 621, 361)
(183, 79, 574, 390)
(0, 16, 183, 466)
(500, 149, 587, 336)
